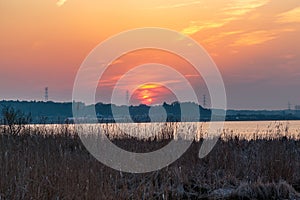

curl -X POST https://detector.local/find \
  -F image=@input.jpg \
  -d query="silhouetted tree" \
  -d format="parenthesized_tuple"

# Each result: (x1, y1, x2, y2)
(1, 106, 31, 135)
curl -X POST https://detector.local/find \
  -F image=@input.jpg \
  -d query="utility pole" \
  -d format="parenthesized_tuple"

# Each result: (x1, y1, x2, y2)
(203, 94, 206, 108)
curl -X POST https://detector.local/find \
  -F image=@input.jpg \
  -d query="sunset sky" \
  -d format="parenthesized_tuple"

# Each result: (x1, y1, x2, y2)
(1, 0, 300, 109)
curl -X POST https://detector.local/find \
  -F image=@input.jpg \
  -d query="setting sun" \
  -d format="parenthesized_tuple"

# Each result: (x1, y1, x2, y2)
(129, 83, 177, 105)
(140, 90, 152, 104)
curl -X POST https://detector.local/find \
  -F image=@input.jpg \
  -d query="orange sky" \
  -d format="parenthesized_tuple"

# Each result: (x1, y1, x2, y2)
(1, 0, 300, 109)
(96, 49, 207, 105)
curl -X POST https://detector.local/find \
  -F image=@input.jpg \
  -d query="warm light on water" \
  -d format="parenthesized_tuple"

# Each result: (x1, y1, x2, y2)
(23, 121, 300, 141)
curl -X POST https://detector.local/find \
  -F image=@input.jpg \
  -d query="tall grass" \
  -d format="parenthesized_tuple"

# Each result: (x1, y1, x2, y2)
(0, 123, 300, 199)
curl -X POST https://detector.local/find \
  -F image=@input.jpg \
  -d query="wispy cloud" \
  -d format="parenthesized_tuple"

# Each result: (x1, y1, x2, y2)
(277, 6, 300, 23)
(181, 21, 228, 35)
(181, 0, 270, 36)
(156, 1, 203, 9)
(231, 28, 294, 46)
(231, 30, 277, 46)
(223, 0, 270, 16)
(56, 0, 67, 7)
(204, 30, 244, 42)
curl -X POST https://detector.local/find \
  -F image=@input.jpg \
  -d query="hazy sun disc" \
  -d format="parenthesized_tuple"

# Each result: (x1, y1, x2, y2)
(130, 83, 176, 105)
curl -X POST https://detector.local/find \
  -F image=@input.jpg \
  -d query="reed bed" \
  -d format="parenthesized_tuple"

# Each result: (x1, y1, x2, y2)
(0, 122, 300, 199)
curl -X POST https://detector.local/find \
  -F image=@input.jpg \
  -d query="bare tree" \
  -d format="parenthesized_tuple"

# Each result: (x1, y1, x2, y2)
(1, 106, 31, 135)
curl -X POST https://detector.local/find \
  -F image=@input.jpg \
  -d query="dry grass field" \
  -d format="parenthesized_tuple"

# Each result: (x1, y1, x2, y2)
(0, 123, 300, 199)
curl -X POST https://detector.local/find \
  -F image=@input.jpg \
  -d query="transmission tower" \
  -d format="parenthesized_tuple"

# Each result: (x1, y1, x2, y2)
(45, 87, 49, 102)
(203, 94, 206, 108)
(288, 101, 291, 110)
(126, 90, 129, 105)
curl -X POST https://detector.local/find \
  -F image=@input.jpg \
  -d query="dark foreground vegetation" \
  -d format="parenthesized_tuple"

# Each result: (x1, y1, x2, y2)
(0, 124, 300, 200)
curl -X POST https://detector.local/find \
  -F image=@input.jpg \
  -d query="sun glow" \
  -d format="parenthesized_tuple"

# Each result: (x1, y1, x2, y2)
(129, 83, 177, 105)
(139, 89, 153, 105)
(142, 93, 153, 104)
(140, 84, 160, 89)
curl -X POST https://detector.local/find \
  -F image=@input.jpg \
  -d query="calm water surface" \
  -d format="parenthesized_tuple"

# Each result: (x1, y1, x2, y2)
(31, 120, 300, 140)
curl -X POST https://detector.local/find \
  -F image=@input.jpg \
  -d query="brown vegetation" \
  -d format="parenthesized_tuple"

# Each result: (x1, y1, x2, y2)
(0, 124, 300, 199)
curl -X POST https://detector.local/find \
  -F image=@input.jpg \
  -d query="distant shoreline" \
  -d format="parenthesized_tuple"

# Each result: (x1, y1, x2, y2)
(0, 100, 299, 124)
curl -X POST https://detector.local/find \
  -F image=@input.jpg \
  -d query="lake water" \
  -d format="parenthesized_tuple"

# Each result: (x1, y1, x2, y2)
(212, 120, 300, 139)
(28, 120, 300, 140)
